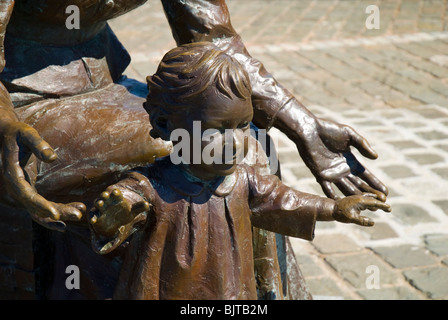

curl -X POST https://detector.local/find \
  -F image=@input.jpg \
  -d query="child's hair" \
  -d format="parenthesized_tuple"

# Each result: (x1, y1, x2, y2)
(145, 42, 252, 121)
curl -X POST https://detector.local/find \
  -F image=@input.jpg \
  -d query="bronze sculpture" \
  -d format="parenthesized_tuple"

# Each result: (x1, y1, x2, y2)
(0, 0, 388, 299)
(88, 42, 390, 299)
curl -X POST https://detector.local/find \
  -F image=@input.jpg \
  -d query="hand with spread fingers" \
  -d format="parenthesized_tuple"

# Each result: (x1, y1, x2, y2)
(332, 193, 391, 227)
(307, 118, 389, 202)
(0, 119, 85, 230)
(90, 189, 150, 237)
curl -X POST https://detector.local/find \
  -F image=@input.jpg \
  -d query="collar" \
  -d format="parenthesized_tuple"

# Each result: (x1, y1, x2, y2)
(163, 162, 239, 197)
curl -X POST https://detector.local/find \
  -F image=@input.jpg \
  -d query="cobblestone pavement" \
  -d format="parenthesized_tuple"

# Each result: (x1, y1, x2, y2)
(109, 0, 448, 300)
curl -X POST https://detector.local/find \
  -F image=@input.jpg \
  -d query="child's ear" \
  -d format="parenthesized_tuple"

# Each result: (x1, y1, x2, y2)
(150, 110, 171, 141)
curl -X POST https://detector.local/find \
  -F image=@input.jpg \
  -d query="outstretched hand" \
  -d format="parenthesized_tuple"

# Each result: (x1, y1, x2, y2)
(1, 120, 84, 230)
(333, 193, 391, 227)
(90, 189, 150, 237)
(299, 117, 389, 202)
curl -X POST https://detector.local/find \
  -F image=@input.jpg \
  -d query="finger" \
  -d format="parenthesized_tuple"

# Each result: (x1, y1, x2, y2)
(110, 189, 123, 201)
(320, 180, 340, 200)
(348, 174, 387, 202)
(31, 215, 67, 232)
(335, 177, 363, 197)
(132, 201, 151, 215)
(25, 192, 61, 220)
(354, 215, 375, 227)
(2, 136, 60, 220)
(347, 127, 378, 160)
(95, 200, 105, 211)
(362, 193, 378, 198)
(101, 191, 110, 201)
(360, 197, 392, 212)
(90, 214, 98, 224)
(69, 202, 87, 215)
(19, 126, 57, 163)
(358, 168, 389, 196)
(360, 192, 379, 211)
(53, 202, 85, 222)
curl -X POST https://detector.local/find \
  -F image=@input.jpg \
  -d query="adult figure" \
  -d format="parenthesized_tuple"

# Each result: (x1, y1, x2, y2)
(0, 0, 387, 299)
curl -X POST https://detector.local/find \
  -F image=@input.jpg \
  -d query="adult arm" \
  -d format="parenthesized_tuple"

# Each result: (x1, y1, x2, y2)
(0, 0, 83, 229)
(160, 0, 388, 200)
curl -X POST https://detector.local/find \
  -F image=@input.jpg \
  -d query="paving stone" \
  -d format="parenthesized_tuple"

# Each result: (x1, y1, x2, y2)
(391, 204, 438, 225)
(304, 278, 347, 300)
(353, 120, 384, 127)
(407, 57, 448, 79)
(360, 222, 399, 241)
(345, 92, 377, 108)
(400, 178, 448, 199)
(396, 42, 440, 59)
(403, 267, 448, 299)
(371, 245, 439, 269)
(379, 110, 407, 119)
(411, 91, 448, 106)
(409, 106, 448, 119)
(289, 164, 316, 180)
(432, 167, 448, 179)
(433, 200, 448, 216)
(442, 257, 448, 266)
(357, 286, 425, 300)
(393, 121, 427, 129)
(325, 252, 400, 289)
(435, 143, 448, 152)
(385, 77, 430, 96)
(315, 221, 337, 230)
(424, 234, 448, 256)
(415, 130, 448, 140)
(341, 111, 369, 119)
(430, 54, 448, 66)
(385, 186, 402, 198)
(294, 255, 325, 278)
(381, 165, 417, 179)
(387, 140, 425, 149)
(312, 234, 362, 254)
(429, 80, 448, 97)
(386, 98, 423, 108)
(406, 153, 445, 165)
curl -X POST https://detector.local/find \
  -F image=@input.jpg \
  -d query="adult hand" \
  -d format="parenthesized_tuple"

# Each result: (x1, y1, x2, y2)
(1, 120, 84, 230)
(300, 117, 388, 201)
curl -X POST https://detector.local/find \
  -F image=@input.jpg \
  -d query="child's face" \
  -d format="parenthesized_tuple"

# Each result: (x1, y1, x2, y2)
(171, 88, 253, 180)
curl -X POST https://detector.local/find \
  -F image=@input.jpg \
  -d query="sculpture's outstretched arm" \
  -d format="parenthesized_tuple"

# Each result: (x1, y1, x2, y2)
(0, 0, 84, 230)
(161, 0, 388, 200)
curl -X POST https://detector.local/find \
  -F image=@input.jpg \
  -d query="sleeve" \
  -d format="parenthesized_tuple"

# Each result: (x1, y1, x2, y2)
(0, 0, 14, 73)
(90, 171, 153, 255)
(247, 166, 336, 241)
(0, 0, 16, 122)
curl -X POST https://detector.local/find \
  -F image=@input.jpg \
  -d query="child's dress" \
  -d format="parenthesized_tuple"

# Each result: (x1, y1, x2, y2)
(90, 158, 334, 300)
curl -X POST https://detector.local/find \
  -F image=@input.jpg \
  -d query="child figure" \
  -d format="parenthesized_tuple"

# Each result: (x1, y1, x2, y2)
(88, 42, 390, 300)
